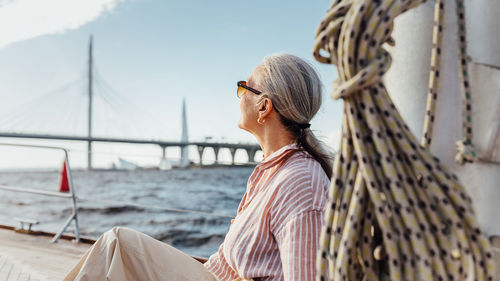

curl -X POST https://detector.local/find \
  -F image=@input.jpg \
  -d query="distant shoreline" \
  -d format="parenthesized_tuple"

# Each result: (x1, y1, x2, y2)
(0, 163, 257, 173)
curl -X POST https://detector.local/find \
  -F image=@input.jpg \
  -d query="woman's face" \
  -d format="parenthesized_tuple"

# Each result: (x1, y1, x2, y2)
(237, 68, 262, 135)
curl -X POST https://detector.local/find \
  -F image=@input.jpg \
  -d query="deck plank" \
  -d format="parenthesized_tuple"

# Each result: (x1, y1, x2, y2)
(7, 263, 21, 281)
(0, 228, 91, 281)
(17, 271, 30, 281)
(0, 260, 13, 281)
(0, 255, 8, 273)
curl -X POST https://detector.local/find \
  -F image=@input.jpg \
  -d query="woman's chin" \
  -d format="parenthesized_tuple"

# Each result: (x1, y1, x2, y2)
(237, 120, 245, 131)
(237, 122, 253, 135)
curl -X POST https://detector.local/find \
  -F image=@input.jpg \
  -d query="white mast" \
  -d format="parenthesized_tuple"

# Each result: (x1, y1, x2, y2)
(87, 35, 93, 170)
(384, 0, 500, 235)
(180, 98, 189, 167)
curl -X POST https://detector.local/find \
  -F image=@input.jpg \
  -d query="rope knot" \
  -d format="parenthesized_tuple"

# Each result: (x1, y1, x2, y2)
(455, 139, 477, 164)
(331, 50, 392, 100)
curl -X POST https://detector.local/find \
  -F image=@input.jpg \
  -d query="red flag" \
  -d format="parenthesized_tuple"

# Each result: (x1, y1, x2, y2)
(59, 160, 70, 193)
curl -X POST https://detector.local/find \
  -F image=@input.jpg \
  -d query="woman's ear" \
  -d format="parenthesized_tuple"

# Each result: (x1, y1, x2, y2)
(258, 98, 274, 119)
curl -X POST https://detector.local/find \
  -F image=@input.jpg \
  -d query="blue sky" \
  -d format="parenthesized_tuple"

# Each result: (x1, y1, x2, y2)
(0, 0, 342, 169)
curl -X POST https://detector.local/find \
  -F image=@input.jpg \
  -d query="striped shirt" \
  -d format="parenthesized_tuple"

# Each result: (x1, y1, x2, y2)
(204, 143, 330, 281)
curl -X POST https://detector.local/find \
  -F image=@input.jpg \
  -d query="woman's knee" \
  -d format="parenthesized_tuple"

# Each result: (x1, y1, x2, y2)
(102, 226, 135, 242)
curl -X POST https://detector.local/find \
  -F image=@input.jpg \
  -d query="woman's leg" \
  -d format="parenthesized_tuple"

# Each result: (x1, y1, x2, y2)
(63, 227, 218, 281)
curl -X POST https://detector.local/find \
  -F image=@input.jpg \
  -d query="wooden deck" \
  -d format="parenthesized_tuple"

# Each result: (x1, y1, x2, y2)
(0, 227, 91, 281)
(0, 254, 35, 281)
(0, 226, 498, 280)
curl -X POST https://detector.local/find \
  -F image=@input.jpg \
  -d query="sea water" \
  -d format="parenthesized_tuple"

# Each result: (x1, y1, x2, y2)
(0, 167, 253, 257)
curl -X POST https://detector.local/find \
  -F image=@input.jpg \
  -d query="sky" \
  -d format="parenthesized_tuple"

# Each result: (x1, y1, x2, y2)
(0, 0, 343, 169)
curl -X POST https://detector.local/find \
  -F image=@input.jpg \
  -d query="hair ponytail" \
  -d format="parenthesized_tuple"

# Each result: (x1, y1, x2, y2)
(302, 129, 333, 179)
(278, 113, 333, 179)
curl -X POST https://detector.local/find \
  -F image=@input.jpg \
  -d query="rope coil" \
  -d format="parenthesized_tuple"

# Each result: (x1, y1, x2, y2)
(313, 0, 495, 280)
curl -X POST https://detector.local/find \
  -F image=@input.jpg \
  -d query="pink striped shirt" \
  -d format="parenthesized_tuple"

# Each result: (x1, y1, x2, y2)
(204, 143, 330, 281)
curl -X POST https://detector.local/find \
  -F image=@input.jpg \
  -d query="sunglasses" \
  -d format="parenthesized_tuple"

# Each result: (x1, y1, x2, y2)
(237, 81, 262, 98)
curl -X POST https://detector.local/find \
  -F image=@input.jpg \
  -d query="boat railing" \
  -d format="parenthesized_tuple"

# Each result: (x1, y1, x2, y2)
(0, 143, 80, 243)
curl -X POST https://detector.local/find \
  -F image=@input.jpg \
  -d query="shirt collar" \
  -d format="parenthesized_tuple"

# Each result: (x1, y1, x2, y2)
(256, 143, 300, 170)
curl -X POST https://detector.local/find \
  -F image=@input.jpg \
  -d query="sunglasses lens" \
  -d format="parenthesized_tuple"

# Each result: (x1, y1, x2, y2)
(237, 86, 247, 98)
(237, 81, 247, 98)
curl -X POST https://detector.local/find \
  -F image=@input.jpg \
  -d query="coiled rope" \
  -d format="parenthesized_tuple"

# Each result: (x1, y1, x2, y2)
(421, 0, 477, 164)
(313, 0, 495, 280)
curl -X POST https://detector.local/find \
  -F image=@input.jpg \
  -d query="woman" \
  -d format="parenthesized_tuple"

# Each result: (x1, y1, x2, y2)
(64, 54, 332, 281)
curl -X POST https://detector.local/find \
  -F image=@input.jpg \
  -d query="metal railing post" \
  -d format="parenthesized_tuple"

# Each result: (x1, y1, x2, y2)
(65, 150, 80, 242)
(0, 143, 81, 243)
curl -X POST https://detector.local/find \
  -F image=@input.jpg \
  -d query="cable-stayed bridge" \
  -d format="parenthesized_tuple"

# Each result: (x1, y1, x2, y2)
(0, 36, 261, 169)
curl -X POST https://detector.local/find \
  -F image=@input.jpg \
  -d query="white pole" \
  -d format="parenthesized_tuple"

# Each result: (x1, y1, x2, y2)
(384, 0, 500, 236)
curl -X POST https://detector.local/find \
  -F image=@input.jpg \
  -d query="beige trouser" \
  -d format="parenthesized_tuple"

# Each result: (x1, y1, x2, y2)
(63, 227, 218, 281)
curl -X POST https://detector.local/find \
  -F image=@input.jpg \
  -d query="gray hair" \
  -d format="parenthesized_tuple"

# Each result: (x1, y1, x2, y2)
(256, 54, 333, 178)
